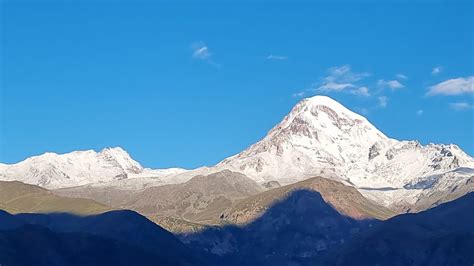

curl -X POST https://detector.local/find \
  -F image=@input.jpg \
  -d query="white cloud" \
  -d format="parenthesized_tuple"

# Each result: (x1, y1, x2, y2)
(324, 65, 369, 83)
(416, 109, 424, 116)
(396, 74, 408, 80)
(350, 86, 370, 97)
(427, 76, 474, 96)
(316, 65, 369, 92)
(318, 82, 355, 91)
(377, 79, 404, 90)
(431, 66, 442, 75)
(293, 65, 371, 98)
(378, 96, 388, 108)
(449, 102, 473, 111)
(191, 41, 221, 68)
(192, 42, 211, 60)
(266, 54, 288, 60)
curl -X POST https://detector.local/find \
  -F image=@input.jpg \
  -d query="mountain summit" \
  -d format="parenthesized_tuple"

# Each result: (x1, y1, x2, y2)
(217, 95, 474, 207)
(219, 95, 388, 182)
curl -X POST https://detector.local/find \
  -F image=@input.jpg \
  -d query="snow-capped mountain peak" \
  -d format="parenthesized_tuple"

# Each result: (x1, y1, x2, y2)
(288, 95, 371, 124)
(271, 95, 388, 146)
(217, 95, 474, 206)
(219, 95, 390, 182)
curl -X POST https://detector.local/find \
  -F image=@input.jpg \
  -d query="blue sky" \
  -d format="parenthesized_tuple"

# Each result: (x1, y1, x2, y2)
(1, 1, 473, 168)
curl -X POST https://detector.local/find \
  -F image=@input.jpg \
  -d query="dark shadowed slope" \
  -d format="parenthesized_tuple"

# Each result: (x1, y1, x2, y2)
(0, 224, 173, 266)
(328, 192, 474, 266)
(181, 189, 378, 265)
(0, 210, 207, 266)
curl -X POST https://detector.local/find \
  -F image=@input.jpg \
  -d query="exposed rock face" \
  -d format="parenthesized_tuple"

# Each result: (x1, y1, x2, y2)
(261, 180, 281, 189)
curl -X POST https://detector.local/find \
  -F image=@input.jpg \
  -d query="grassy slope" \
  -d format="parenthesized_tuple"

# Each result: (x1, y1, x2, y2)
(0, 181, 111, 215)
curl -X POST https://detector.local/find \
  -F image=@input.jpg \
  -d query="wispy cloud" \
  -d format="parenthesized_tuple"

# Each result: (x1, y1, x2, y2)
(416, 109, 424, 116)
(292, 65, 370, 98)
(427, 76, 474, 96)
(317, 65, 369, 92)
(378, 96, 388, 108)
(350, 86, 370, 97)
(449, 102, 473, 111)
(396, 74, 408, 80)
(318, 82, 355, 91)
(431, 66, 442, 75)
(377, 79, 404, 90)
(266, 54, 288, 60)
(192, 42, 211, 59)
(323, 65, 369, 84)
(191, 41, 220, 67)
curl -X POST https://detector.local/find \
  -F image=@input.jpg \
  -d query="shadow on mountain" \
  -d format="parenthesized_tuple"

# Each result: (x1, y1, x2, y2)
(0, 210, 207, 266)
(1, 190, 473, 266)
(326, 192, 474, 266)
(180, 189, 379, 265)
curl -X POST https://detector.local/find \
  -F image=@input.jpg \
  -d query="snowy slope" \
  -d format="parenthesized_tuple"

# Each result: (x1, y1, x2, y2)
(216, 96, 474, 206)
(0, 147, 186, 189)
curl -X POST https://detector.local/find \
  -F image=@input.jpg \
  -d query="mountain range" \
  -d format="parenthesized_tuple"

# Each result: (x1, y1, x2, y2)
(0, 95, 473, 265)
(1, 96, 472, 214)
(0, 96, 474, 265)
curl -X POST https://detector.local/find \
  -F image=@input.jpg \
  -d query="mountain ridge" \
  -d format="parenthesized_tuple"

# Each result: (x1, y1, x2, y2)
(1, 95, 473, 210)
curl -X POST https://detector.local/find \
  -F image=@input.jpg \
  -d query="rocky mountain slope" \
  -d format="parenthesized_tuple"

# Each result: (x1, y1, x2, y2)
(222, 176, 396, 225)
(55, 170, 263, 232)
(124, 170, 263, 225)
(56, 172, 393, 233)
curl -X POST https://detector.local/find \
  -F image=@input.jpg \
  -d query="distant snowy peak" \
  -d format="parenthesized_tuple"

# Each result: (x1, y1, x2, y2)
(0, 147, 184, 189)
